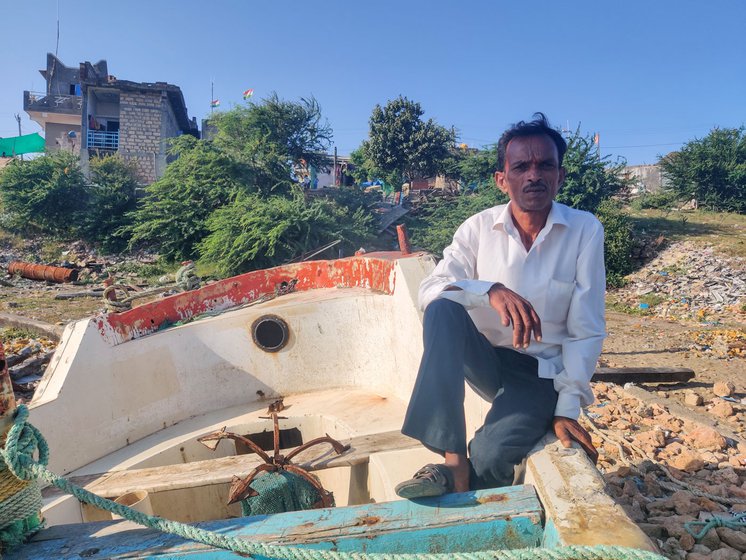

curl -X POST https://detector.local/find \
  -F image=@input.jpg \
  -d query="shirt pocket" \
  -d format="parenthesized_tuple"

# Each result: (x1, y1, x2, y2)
(544, 278, 576, 323)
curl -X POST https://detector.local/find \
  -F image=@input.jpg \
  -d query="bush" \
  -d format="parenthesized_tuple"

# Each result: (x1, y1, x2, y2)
(406, 185, 507, 256)
(198, 189, 375, 277)
(558, 132, 628, 213)
(128, 136, 247, 260)
(659, 127, 746, 213)
(80, 155, 140, 251)
(629, 189, 682, 211)
(0, 151, 86, 235)
(595, 199, 634, 287)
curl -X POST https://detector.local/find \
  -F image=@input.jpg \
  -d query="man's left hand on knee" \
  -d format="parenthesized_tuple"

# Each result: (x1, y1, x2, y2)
(552, 416, 598, 464)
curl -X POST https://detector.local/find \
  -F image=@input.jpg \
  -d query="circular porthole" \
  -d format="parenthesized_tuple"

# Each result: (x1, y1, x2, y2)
(251, 315, 290, 353)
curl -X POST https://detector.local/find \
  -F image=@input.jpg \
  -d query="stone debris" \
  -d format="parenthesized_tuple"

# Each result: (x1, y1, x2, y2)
(713, 382, 736, 398)
(0, 334, 57, 403)
(610, 241, 746, 328)
(587, 382, 746, 560)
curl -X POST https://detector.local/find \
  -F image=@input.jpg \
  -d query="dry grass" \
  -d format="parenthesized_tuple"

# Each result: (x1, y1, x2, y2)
(628, 208, 746, 257)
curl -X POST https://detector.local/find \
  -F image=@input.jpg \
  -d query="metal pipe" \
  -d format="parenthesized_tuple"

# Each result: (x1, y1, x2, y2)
(396, 224, 412, 255)
(8, 261, 79, 283)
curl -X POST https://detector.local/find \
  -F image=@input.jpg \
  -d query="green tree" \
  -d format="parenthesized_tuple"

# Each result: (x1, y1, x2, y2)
(456, 145, 499, 189)
(209, 93, 332, 194)
(356, 96, 456, 189)
(128, 136, 247, 260)
(81, 155, 140, 251)
(659, 127, 746, 213)
(198, 189, 374, 276)
(557, 131, 628, 213)
(0, 151, 86, 235)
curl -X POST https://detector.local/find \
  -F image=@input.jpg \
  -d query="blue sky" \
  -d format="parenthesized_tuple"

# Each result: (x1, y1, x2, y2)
(1, 0, 744, 165)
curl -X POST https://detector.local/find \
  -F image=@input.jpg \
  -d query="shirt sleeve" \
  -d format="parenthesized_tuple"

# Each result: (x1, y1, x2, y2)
(418, 218, 494, 311)
(553, 220, 607, 419)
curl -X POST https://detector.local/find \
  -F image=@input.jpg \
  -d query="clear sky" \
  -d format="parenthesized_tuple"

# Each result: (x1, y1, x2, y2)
(1, 0, 744, 165)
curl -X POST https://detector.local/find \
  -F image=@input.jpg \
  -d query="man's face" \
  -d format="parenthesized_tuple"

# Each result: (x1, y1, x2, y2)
(494, 134, 565, 214)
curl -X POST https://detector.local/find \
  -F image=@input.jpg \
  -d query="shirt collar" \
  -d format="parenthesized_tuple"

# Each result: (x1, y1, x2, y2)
(493, 201, 569, 232)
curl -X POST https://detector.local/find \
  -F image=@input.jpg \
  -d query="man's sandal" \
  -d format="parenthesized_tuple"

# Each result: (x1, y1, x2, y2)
(394, 463, 455, 499)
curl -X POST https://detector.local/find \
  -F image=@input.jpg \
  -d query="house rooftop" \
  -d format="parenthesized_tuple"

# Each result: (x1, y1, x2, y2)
(80, 60, 198, 136)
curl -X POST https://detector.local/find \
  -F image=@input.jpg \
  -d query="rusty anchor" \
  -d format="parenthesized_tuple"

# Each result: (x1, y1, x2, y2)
(197, 406, 350, 507)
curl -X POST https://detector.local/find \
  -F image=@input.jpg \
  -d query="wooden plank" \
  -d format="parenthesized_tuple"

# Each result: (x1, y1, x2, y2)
(592, 366, 695, 384)
(44, 430, 420, 500)
(17, 486, 543, 559)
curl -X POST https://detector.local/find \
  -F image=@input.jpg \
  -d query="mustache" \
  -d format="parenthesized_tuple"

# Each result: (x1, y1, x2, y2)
(523, 182, 547, 191)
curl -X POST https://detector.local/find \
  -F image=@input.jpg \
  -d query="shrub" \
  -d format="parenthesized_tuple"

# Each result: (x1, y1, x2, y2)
(0, 151, 86, 235)
(128, 136, 247, 260)
(198, 189, 375, 277)
(659, 127, 746, 213)
(595, 199, 634, 287)
(80, 155, 140, 251)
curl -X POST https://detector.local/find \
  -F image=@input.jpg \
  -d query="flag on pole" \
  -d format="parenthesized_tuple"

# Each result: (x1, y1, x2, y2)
(593, 133, 600, 145)
(243, 88, 254, 100)
(211, 99, 221, 108)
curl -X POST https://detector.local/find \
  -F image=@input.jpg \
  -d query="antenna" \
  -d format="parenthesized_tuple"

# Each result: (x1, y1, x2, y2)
(55, 0, 60, 58)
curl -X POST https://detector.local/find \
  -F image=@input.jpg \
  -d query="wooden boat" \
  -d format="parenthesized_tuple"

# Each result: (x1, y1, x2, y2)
(2, 251, 656, 558)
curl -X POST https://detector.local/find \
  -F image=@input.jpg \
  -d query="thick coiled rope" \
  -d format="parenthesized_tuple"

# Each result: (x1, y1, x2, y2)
(0, 406, 668, 560)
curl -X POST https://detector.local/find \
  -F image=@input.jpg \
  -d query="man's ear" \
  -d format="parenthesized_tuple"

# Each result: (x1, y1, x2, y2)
(494, 171, 508, 194)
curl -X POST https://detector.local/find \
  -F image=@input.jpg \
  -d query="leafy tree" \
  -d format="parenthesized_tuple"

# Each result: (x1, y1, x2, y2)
(557, 131, 628, 213)
(198, 189, 375, 276)
(128, 136, 247, 260)
(355, 96, 455, 189)
(0, 151, 86, 235)
(659, 127, 746, 213)
(81, 155, 140, 251)
(456, 145, 499, 189)
(209, 93, 332, 193)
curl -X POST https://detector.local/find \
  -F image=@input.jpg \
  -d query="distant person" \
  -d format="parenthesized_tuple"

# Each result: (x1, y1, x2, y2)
(396, 113, 605, 497)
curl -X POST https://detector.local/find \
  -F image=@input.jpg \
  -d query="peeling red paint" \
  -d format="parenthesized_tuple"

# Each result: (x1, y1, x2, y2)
(97, 253, 423, 345)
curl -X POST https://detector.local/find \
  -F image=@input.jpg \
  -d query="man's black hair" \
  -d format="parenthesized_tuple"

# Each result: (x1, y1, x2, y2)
(496, 112, 567, 172)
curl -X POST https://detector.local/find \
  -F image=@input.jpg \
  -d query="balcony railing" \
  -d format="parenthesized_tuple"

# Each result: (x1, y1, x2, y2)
(87, 130, 119, 150)
(23, 91, 82, 115)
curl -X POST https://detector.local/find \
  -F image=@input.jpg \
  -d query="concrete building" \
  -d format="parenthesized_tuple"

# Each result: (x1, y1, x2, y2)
(24, 54, 199, 184)
(623, 164, 667, 195)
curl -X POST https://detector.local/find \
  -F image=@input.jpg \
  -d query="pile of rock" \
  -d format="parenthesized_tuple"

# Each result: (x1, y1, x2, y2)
(611, 241, 746, 324)
(1, 334, 57, 403)
(586, 383, 746, 559)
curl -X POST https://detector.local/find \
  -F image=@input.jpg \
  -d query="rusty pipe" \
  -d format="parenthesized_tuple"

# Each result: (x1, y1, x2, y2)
(396, 224, 412, 255)
(8, 261, 79, 283)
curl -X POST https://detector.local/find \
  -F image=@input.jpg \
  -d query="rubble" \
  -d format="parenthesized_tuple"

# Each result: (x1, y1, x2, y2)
(587, 382, 746, 559)
(610, 241, 746, 328)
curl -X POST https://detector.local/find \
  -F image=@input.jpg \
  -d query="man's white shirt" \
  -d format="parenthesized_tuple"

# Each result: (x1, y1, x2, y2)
(418, 201, 606, 420)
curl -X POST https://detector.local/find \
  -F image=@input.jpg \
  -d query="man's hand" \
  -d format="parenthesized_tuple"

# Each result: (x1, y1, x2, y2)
(487, 283, 542, 348)
(553, 416, 598, 464)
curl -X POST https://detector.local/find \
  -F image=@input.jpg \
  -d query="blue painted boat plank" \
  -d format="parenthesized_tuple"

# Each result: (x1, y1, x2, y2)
(13, 486, 543, 559)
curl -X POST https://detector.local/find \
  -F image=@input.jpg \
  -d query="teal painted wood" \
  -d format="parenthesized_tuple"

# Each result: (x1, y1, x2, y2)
(12, 486, 544, 559)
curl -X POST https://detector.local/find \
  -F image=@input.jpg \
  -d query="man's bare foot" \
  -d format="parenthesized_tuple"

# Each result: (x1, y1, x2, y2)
(444, 452, 470, 492)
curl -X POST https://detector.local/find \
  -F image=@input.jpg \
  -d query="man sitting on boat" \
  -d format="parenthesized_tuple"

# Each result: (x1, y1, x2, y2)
(396, 113, 605, 498)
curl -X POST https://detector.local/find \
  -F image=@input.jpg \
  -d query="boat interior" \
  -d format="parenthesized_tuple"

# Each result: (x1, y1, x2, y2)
(12, 254, 654, 557)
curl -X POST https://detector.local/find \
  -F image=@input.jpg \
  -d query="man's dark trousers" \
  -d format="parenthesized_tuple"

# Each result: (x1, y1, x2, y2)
(401, 298, 558, 489)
